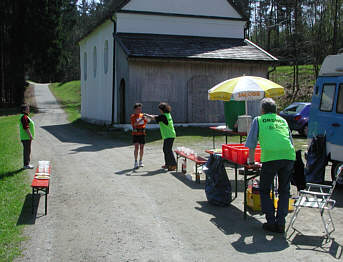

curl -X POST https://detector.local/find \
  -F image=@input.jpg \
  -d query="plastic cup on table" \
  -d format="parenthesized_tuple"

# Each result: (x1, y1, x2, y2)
(38, 160, 50, 167)
(38, 166, 46, 173)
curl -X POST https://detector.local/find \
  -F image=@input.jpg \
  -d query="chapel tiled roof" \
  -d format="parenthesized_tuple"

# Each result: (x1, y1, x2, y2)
(117, 34, 277, 62)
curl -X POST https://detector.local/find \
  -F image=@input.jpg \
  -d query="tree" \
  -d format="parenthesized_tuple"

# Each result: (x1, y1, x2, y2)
(0, 0, 28, 106)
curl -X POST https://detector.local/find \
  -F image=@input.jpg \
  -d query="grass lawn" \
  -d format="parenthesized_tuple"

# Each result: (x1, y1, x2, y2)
(0, 112, 31, 262)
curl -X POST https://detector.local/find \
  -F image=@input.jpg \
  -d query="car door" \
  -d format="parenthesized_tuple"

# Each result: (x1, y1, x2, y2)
(280, 104, 300, 130)
(329, 82, 343, 161)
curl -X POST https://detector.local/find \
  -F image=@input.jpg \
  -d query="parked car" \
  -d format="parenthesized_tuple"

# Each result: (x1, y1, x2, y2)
(308, 51, 343, 184)
(279, 102, 311, 136)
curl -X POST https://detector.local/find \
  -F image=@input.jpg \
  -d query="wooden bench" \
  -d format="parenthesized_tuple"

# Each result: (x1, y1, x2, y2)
(31, 166, 51, 215)
(174, 150, 207, 183)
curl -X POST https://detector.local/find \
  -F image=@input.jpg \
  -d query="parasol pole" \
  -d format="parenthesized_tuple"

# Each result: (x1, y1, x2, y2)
(245, 98, 249, 134)
(245, 99, 248, 116)
(245, 94, 248, 115)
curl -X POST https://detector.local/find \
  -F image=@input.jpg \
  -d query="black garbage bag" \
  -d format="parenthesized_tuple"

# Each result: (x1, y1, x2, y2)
(291, 150, 306, 191)
(304, 135, 328, 183)
(203, 154, 232, 206)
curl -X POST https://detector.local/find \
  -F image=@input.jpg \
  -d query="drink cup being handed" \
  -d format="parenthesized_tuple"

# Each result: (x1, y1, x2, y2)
(136, 118, 144, 125)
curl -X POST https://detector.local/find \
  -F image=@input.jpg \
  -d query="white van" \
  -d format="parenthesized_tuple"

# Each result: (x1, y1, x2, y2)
(308, 51, 343, 183)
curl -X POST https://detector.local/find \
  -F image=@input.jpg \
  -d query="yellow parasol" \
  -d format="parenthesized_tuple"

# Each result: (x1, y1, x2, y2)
(208, 75, 285, 114)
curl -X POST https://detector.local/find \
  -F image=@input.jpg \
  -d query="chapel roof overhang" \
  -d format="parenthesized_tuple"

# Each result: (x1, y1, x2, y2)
(116, 33, 277, 62)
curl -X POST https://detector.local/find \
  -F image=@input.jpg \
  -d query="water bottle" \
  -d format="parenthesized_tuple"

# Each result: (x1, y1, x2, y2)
(182, 159, 187, 174)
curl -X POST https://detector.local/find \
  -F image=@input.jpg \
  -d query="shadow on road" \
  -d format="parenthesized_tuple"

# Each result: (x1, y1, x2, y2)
(169, 170, 249, 192)
(114, 168, 167, 177)
(195, 201, 290, 254)
(288, 233, 342, 259)
(41, 123, 130, 152)
(16, 194, 40, 225)
(170, 172, 205, 190)
(331, 188, 343, 208)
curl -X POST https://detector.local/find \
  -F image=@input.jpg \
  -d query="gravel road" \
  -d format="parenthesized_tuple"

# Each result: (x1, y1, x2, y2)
(16, 83, 343, 262)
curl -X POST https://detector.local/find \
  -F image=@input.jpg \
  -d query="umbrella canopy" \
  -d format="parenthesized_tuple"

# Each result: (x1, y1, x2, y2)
(208, 76, 284, 102)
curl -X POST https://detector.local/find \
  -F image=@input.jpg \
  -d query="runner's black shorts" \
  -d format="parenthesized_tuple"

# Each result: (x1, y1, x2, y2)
(132, 135, 146, 144)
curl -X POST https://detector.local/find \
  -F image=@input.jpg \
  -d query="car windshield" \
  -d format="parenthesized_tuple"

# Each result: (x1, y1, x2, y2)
(283, 104, 307, 114)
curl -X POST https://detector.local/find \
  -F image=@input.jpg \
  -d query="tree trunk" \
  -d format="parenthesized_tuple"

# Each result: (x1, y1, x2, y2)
(332, 0, 338, 54)
(11, 0, 26, 105)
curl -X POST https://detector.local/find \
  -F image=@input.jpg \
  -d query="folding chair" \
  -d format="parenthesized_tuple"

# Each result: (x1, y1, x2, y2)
(286, 163, 343, 239)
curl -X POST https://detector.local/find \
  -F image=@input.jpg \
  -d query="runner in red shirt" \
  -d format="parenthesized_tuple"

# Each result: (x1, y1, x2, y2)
(130, 103, 148, 169)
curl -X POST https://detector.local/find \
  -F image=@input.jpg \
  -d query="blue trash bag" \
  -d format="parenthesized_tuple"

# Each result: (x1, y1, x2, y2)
(203, 154, 232, 206)
(304, 135, 328, 183)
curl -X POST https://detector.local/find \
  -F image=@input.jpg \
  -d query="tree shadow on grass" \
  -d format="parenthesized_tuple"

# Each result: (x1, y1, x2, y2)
(195, 200, 289, 254)
(0, 168, 24, 179)
(0, 107, 20, 116)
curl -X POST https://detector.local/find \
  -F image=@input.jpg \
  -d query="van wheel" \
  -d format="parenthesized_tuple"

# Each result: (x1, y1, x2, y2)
(331, 162, 343, 186)
(299, 125, 308, 137)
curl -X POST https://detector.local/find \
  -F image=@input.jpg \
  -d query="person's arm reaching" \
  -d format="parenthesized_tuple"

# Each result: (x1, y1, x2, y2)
(144, 114, 168, 125)
(245, 118, 259, 165)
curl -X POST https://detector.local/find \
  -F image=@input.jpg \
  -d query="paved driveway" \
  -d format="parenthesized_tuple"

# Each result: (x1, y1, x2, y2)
(16, 83, 343, 261)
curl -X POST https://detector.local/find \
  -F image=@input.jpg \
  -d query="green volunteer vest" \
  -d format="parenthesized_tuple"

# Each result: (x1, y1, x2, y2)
(257, 113, 295, 162)
(159, 113, 176, 139)
(19, 114, 35, 140)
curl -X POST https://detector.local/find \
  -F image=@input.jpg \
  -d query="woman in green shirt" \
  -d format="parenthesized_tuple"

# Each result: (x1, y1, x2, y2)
(19, 104, 35, 169)
(145, 102, 177, 171)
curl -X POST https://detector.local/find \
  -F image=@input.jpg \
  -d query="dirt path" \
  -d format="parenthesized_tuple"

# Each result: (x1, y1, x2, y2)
(16, 83, 342, 261)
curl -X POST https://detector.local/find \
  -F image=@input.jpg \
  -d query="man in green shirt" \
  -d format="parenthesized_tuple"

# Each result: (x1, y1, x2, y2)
(245, 98, 295, 233)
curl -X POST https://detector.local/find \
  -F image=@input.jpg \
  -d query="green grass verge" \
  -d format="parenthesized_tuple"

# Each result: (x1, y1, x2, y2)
(0, 113, 31, 262)
(49, 81, 81, 123)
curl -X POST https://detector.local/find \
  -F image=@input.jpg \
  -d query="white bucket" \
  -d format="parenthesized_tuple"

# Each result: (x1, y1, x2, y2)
(237, 115, 252, 133)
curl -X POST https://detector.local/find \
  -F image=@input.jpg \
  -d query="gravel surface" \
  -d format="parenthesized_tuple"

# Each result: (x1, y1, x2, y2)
(16, 83, 343, 262)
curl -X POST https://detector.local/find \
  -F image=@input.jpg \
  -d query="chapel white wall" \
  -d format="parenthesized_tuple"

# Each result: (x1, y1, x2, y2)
(79, 20, 114, 124)
(116, 13, 245, 39)
(122, 0, 242, 18)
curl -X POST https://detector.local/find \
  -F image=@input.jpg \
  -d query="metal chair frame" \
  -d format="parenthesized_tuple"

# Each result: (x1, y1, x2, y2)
(286, 164, 343, 239)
